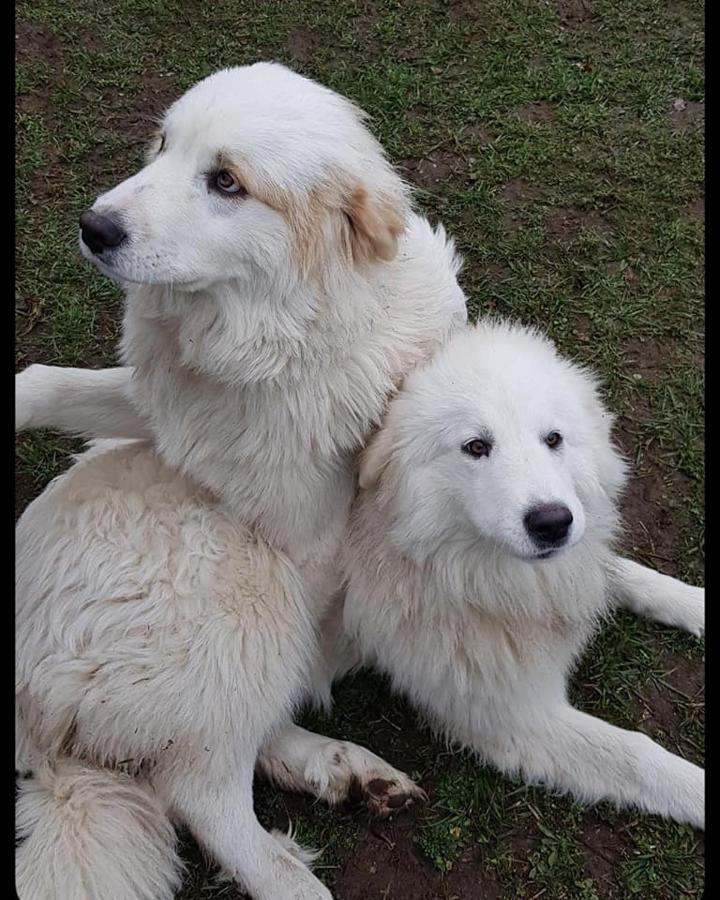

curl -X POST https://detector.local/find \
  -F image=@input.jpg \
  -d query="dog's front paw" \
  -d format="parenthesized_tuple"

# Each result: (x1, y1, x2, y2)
(304, 740, 426, 818)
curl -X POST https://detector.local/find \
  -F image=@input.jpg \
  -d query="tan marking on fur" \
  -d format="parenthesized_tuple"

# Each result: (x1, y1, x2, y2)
(344, 186, 404, 264)
(222, 159, 405, 275)
(300, 171, 405, 271)
(288, 183, 334, 277)
(222, 161, 323, 276)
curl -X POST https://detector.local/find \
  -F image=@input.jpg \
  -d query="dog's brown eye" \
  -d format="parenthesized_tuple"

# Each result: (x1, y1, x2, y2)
(545, 431, 563, 449)
(462, 439, 491, 458)
(214, 170, 246, 195)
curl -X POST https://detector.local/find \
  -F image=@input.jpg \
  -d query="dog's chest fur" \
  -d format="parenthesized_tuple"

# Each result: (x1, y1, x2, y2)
(118, 219, 466, 571)
(343, 491, 615, 744)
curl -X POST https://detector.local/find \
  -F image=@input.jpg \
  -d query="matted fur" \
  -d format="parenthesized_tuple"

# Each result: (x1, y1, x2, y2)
(342, 320, 704, 828)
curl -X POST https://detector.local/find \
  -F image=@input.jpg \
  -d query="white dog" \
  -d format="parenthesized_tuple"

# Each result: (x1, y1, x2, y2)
(341, 320, 704, 829)
(15, 63, 468, 900)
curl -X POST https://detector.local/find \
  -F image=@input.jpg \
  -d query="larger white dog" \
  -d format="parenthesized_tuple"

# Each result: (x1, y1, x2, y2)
(15, 63, 467, 900)
(342, 320, 704, 829)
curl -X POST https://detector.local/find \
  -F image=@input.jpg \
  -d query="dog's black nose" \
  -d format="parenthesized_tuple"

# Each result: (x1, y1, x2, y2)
(524, 504, 573, 545)
(79, 210, 127, 255)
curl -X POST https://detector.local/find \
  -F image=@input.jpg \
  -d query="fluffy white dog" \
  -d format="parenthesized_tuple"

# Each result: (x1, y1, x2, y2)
(341, 320, 704, 829)
(15, 63, 467, 900)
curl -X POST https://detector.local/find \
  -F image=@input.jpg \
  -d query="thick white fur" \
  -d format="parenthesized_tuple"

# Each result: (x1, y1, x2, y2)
(343, 320, 705, 829)
(15, 63, 466, 899)
(15, 762, 182, 900)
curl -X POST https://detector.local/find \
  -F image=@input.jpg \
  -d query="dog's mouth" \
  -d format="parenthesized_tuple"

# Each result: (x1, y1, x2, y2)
(524, 545, 567, 562)
(79, 236, 202, 289)
(81, 251, 127, 285)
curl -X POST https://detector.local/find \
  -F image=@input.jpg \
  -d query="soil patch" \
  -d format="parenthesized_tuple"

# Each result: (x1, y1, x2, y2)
(554, 0, 594, 27)
(615, 428, 695, 574)
(685, 193, 704, 221)
(400, 149, 463, 192)
(287, 27, 321, 65)
(669, 98, 704, 130)
(545, 206, 612, 238)
(16, 21, 64, 67)
(498, 178, 543, 232)
(513, 101, 555, 124)
(579, 819, 627, 895)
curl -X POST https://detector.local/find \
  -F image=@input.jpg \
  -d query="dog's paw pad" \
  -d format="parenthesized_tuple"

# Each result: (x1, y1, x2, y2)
(351, 773, 426, 818)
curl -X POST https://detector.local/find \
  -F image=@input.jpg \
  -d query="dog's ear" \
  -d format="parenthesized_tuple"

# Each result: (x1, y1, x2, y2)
(358, 424, 396, 489)
(343, 186, 405, 265)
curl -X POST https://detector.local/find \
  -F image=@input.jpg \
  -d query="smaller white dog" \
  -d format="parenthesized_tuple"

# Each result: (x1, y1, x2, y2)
(342, 320, 704, 829)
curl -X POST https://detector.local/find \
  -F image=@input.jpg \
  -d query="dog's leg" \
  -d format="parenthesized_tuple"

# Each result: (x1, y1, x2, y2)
(256, 597, 422, 817)
(478, 701, 704, 829)
(157, 755, 332, 900)
(305, 594, 364, 708)
(16, 364, 150, 439)
(608, 556, 704, 636)
(257, 723, 425, 817)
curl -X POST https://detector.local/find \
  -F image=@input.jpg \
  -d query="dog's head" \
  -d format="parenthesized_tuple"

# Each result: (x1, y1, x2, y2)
(359, 320, 627, 562)
(78, 63, 408, 290)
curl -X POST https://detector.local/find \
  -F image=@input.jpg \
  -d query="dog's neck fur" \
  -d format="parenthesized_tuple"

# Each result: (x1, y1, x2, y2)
(347, 481, 619, 653)
(119, 215, 466, 574)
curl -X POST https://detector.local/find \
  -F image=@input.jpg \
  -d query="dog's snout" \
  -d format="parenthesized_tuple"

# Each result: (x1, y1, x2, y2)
(524, 504, 573, 545)
(79, 210, 127, 255)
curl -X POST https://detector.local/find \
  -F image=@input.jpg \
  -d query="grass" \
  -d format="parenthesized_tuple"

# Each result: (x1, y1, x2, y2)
(16, 1, 704, 897)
